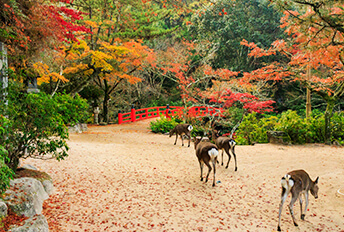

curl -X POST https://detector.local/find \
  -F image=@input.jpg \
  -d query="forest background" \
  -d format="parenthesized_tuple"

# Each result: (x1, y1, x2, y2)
(1, 0, 344, 192)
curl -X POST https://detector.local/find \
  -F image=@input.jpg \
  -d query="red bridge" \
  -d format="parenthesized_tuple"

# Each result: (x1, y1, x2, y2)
(118, 105, 225, 124)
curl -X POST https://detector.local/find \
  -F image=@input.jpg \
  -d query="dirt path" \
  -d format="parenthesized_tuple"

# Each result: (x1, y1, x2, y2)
(23, 119, 344, 232)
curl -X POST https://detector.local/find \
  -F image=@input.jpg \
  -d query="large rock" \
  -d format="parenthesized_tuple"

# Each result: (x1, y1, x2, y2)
(8, 214, 49, 232)
(15, 168, 54, 196)
(0, 199, 7, 218)
(4, 177, 49, 217)
(267, 131, 290, 145)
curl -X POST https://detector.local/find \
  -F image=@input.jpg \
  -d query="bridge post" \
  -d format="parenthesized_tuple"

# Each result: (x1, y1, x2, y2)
(131, 104, 136, 122)
(166, 104, 171, 119)
(118, 110, 123, 124)
(156, 107, 160, 117)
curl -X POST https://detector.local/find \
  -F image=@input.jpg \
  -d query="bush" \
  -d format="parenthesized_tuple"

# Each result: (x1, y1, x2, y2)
(0, 116, 14, 194)
(235, 112, 278, 145)
(54, 93, 90, 125)
(236, 110, 343, 145)
(331, 112, 344, 145)
(150, 115, 179, 134)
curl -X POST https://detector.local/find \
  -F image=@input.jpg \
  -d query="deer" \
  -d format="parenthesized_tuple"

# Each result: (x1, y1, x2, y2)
(169, 123, 193, 147)
(277, 169, 319, 231)
(211, 130, 238, 171)
(193, 137, 219, 187)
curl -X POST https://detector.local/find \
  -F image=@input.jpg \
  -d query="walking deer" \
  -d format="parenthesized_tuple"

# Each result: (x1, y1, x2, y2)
(193, 137, 219, 187)
(277, 169, 319, 231)
(169, 124, 193, 147)
(211, 130, 238, 171)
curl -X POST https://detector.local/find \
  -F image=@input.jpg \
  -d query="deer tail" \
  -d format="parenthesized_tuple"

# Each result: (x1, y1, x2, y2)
(208, 148, 219, 161)
(188, 125, 193, 131)
(281, 174, 294, 196)
(229, 140, 236, 147)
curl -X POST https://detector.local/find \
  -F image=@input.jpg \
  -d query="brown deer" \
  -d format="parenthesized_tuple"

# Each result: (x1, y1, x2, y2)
(277, 169, 319, 231)
(211, 130, 238, 171)
(169, 124, 193, 147)
(193, 137, 219, 187)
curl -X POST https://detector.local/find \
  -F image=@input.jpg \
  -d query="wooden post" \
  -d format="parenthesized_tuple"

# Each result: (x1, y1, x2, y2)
(131, 104, 136, 122)
(156, 107, 160, 117)
(118, 110, 123, 124)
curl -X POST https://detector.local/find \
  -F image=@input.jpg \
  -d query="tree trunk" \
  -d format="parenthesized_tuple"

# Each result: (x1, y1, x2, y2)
(102, 80, 110, 123)
(324, 98, 335, 145)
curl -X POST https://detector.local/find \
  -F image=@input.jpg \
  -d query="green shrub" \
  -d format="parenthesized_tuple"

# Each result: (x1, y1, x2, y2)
(0, 116, 14, 194)
(235, 112, 279, 145)
(150, 115, 179, 134)
(331, 112, 344, 145)
(53, 93, 90, 125)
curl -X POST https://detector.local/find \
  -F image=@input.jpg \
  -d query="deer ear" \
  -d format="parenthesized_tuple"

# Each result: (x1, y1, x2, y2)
(315, 176, 319, 184)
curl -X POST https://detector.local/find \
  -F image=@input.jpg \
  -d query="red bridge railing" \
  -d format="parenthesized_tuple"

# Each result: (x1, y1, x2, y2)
(118, 105, 225, 124)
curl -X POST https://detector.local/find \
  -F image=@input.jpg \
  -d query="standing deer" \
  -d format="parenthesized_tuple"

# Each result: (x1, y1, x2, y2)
(277, 169, 319, 231)
(193, 137, 219, 187)
(169, 124, 193, 147)
(211, 130, 238, 171)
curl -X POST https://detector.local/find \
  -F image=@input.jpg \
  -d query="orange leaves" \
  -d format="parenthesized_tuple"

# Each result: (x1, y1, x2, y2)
(64, 38, 155, 87)
(203, 65, 239, 80)
(330, 7, 344, 15)
(33, 62, 69, 84)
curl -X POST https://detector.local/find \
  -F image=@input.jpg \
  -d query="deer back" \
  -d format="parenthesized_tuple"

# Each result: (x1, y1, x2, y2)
(288, 169, 319, 197)
(195, 140, 218, 160)
(170, 124, 193, 136)
(215, 136, 235, 150)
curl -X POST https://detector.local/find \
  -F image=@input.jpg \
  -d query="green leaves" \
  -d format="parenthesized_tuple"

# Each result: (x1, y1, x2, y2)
(0, 82, 89, 173)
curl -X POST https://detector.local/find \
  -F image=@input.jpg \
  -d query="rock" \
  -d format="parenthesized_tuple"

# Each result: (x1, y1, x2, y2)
(42, 179, 54, 196)
(15, 169, 54, 196)
(8, 214, 49, 232)
(4, 178, 49, 217)
(0, 199, 8, 218)
(21, 164, 37, 170)
(267, 131, 290, 145)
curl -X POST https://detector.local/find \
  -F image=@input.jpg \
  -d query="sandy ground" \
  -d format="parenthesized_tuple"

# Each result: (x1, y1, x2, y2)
(22, 119, 344, 232)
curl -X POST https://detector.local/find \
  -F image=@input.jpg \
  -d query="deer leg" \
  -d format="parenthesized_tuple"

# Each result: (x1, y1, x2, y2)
(205, 162, 212, 183)
(231, 147, 238, 171)
(221, 149, 225, 166)
(301, 192, 309, 220)
(277, 188, 288, 231)
(288, 193, 299, 227)
(181, 134, 184, 146)
(199, 160, 204, 181)
(174, 134, 178, 145)
(216, 149, 222, 164)
(212, 158, 216, 187)
(299, 194, 304, 220)
(187, 133, 191, 147)
(225, 148, 231, 169)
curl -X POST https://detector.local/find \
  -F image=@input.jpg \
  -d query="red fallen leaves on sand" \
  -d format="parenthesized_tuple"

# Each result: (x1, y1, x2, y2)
(0, 208, 29, 232)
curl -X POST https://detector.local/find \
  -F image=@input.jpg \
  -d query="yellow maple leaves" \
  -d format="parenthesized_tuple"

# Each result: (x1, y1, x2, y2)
(63, 38, 155, 85)
(33, 62, 68, 85)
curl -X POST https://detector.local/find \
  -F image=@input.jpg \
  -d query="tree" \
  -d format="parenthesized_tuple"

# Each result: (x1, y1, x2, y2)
(0, 0, 90, 85)
(0, 82, 89, 171)
(63, 39, 156, 122)
(187, 0, 285, 71)
(241, 1, 344, 144)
